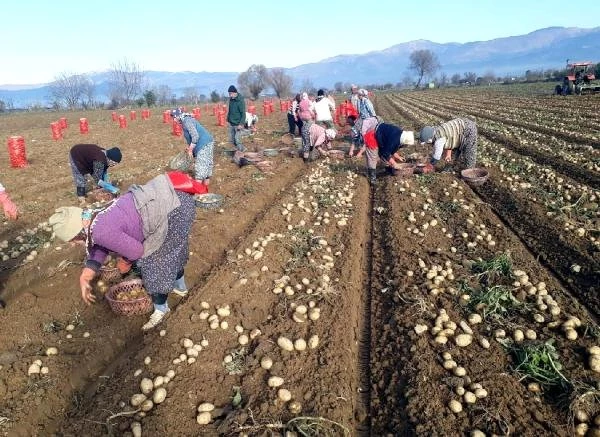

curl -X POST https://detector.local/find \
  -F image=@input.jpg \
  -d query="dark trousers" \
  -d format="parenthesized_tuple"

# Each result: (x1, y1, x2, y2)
(287, 113, 303, 136)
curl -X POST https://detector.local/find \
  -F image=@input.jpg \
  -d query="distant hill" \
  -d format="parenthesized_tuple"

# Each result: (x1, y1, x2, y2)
(1, 26, 599, 108)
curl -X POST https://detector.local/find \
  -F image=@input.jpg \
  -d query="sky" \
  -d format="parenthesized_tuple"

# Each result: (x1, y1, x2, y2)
(1, 0, 599, 85)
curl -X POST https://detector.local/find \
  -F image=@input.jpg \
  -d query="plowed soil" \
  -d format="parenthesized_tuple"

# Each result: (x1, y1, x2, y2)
(1, 89, 599, 437)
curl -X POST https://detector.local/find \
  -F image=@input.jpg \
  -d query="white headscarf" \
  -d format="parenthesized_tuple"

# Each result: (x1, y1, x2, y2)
(301, 92, 308, 100)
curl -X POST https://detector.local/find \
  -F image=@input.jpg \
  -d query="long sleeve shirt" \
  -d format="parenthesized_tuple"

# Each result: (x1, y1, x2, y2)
(181, 117, 213, 156)
(375, 123, 403, 161)
(227, 94, 246, 126)
(86, 193, 144, 271)
(359, 98, 376, 119)
(432, 118, 469, 159)
(314, 97, 335, 122)
(70, 144, 108, 182)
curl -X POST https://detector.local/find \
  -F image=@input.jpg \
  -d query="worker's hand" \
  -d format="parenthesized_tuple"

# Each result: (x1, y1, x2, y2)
(0, 191, 18, 220)
(186, 145, 194, 158)
(236, 125, 244, 131)
(394, 153, 405, 163)
(116, 257, 132, 274)
(1, 197, 18, 220)
(443, 149, 453, 162)
(79, 267, 97, 305)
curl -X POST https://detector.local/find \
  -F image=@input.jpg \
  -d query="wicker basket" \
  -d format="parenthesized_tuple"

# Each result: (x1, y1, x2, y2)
(99, 265, 121, 283)
(280, 133, 294, 145)
(195, 193, 224, 209)
(461, 168, 489, 186)
(89, 188, 116, 203)
(255, 160, 274, 172)
(222, 149, 236, 157)
(396, 163, 416, 177)
(105, 279, 152, 316)
(262, 148, 279, 157)
(327, 150, 346, 160)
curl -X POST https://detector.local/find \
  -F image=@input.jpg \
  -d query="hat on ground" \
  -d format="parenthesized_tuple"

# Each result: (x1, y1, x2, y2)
(419, 126, 435, 144)
(325, 128, 337, 140)
(49, 206, 83, 242)
(400, 130, 415, 146)
(228, 85, 238, 93)
(106, 147, 122, 163)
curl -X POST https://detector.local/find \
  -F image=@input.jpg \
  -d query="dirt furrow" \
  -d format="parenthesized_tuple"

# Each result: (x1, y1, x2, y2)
(395, 95, 600, 187)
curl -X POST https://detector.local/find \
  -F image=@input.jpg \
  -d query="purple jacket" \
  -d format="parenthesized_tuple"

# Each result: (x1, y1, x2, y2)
(85, 193, 144, 271)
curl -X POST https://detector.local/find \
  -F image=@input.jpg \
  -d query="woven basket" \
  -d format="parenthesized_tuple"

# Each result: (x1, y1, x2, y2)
(105, 279, 152, 317)
(327, 150, 346, 160)
(262, 148, 279, 157)
(99, 265, 121, 283)
(255, 160, 273, 172)
(195, 193, 224, 209)
(461, 168, 489, 186)
(396, 163, 416, 177)
(280, 133, 294, 145)
(89, 188, 116, 203)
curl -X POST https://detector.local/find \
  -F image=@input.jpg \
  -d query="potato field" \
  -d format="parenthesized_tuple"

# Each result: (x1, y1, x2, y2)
(0, 87, 599, 437)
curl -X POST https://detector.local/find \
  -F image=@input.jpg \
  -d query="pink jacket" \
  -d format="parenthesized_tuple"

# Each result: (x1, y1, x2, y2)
(309, 124, 327, 147)
(298, 99, 314, 121)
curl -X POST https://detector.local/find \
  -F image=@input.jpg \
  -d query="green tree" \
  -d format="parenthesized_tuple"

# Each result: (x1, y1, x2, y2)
(143, 90, 157, 106)
(210, 90, 221, 103)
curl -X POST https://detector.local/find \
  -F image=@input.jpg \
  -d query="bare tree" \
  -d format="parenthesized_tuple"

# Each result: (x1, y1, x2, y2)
(108, 58, 144, 106)
(237, 64, 269, 99)
(408, 49, 440, 88)
(300, 78, 317, 95)
(463, 72, 477, 84)
(155, 85, 172, 106)
(183, 87, 200, 105)
(482, 70, 496, 84)
(439, 73, 449, 88)
(268, 68, 293, 98)
(450, 73, 461, 85)
(49, 72, 93, 109)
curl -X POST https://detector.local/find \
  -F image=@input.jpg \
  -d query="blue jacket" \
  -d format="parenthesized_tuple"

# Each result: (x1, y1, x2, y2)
(182, 117, 213, 156)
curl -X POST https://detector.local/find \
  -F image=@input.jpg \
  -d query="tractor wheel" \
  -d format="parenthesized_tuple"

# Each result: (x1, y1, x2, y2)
(566, 80, 575, 95)
(575, 84, 582, 95)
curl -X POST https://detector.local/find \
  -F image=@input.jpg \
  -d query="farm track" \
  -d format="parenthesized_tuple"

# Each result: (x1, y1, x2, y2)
(380, 95, 600, 317)
(393, 95, 600, 187)
(1, 155, 309, 436)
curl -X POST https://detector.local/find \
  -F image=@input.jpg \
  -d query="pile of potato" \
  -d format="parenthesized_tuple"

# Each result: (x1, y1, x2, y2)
(115, 287, 147, 302)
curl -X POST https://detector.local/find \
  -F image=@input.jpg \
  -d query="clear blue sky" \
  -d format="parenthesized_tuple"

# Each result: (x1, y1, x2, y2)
(1, 0, 598, 85)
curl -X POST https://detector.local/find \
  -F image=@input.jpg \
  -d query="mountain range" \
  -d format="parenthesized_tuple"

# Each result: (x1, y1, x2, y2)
(1, 26, 599, 108)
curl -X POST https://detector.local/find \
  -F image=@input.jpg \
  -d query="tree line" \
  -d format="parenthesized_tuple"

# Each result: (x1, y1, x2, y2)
(2, 53, 600, 111)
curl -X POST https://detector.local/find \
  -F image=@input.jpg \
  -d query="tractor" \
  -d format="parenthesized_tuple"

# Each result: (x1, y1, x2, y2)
(555, 60, 600, 95)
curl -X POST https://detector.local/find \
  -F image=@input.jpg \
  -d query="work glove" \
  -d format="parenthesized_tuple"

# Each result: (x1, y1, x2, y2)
(97, 179, 120, 195)
(79, 267, 97, 305)
(116, 257, 133, 274)
(0, 191, 18, 220)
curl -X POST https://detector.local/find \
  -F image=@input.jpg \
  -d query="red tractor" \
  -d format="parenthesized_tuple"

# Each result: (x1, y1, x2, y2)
(555, 61, 600, 95)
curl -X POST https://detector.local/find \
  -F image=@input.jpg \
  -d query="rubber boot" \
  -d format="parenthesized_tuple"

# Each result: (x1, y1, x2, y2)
(368, 169, 377, 185)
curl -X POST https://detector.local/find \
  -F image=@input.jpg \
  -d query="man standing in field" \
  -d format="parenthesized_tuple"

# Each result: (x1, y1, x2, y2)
(227, 85, 246, 152)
